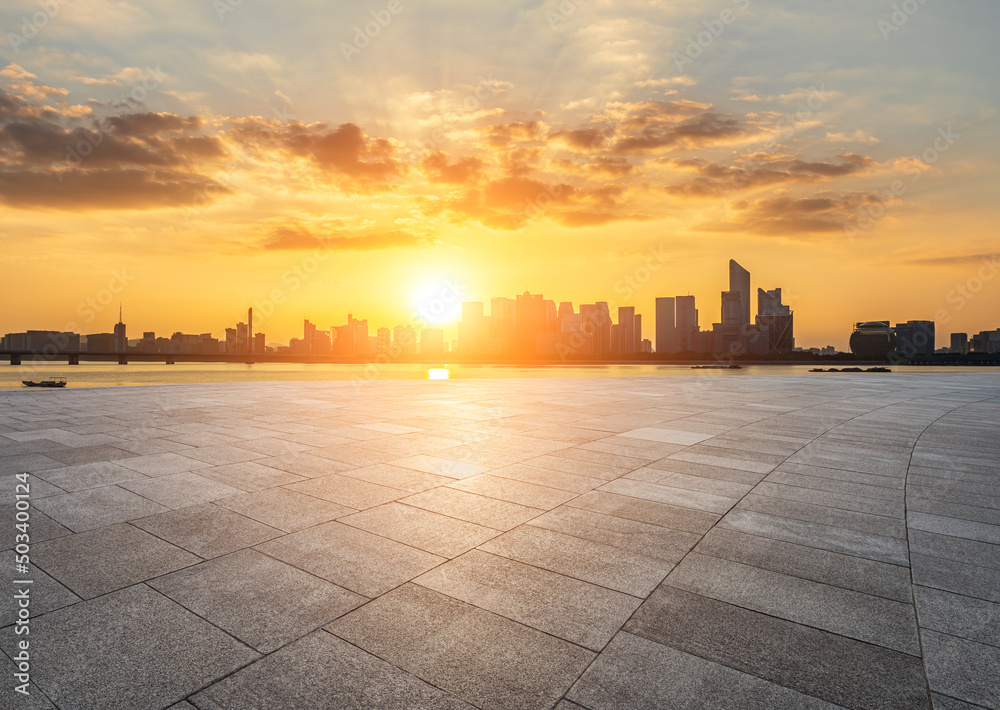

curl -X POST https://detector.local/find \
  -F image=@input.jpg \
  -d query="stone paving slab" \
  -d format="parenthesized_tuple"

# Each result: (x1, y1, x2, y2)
(0, 374, 998, 709)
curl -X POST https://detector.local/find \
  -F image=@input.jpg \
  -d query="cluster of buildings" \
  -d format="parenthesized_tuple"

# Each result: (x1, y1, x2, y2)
(5, 258, 999, 361)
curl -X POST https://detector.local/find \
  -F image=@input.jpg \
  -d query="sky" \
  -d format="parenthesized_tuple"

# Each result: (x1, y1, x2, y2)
(1, 0, 998, 350)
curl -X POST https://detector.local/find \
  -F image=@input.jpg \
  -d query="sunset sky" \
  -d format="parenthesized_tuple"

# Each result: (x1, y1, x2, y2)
(1, 0, 998, 349)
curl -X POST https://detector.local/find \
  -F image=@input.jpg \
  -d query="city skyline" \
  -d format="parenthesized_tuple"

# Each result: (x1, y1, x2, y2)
(7, 256, 1000, 359)
(2, 3, 999, 348)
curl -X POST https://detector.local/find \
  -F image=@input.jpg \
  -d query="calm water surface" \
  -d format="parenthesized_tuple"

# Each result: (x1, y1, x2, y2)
(1, 362, 997, 390)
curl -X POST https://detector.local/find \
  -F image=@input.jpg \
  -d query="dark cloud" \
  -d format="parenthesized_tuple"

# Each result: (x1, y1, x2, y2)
(697, 192, 888, 236)
(228, 119, 400, 181)
(664, 154, 878, 198)
(421, 151, 483, 185)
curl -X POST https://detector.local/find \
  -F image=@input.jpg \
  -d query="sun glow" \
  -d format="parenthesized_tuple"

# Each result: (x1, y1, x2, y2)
(411, 280, 464, 326)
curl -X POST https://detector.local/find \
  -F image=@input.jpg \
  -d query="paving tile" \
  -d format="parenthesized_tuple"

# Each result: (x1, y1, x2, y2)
(568, 632, 843, 710)
(119, 472, 244, 509)
(565, 490, 719, 534)
(599, 478, 738, 514)
(401, 487, 542, 530)
(619, 427, 715, 446)
(340, 502, 498, 558)
(329, 583, 594, 710)
(1, 473, 66, 504)
(915, 585, 1000, 648)
(488, 463, 604, 493)
(232, 437, 315, 457)
(132, 503, 283, 559)
(909, 529, 1000, 570)
(527, 505, 699, 563)
(629, 468, 755, 498)
(416, 549, 640, 650)
(695, 527, 913, 602)
(214, 487, 354, 532)
(665, 552, 920, 654)
(252, 451, 354, 477)
(668, 450, 777, 474)
(0, 549, 80, 625)
(195, 461, 305, 492)
(338, 463, 453, 493)
(191, 630, 475, 709)
(255, 520, 444, 597)
(149, 549, 365, 653)
(33, 461, 148, 492)
(0, 584, 259, 710)
(0, 452, 83, 476)
(908, 512, 1000, 546)
(31, 522, 200, 599)
(285, 472, 406, 510)
(0, 504, 70, 550)
(922, 630, 1000, 709)
(625, 585, 930, 709)
(911, 553, 1000, 604)
(45, 444, 137, 466)
(178, 444, 269, 466)
(31, 486, 169, 532)
(480, 525, 672, 597)
(114, 452, 213, 477)
(391, 454, 491, 479)
(448, 473, 577, 509)
(528, 452, 641, 479)
(738, 493, 906, 539)
(2, 650, 59, 709)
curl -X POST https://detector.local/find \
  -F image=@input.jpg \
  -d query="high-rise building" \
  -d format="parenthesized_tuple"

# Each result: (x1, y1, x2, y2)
(729, 260, 751, 327)
(721, 291, 742, 327)
(756, 288, 794, 353)
(949, 333, 969, 354)
(634, 314, 642, 353)
(675, 296, 698, 352)
(655, 297, 676, 354)
(393, 325, 417, 355)
(618, 307, 636, 354)
(515, 292, 546, 357)
(303, 320, 317, 354)
(850, 321, 896, 359)
(490, 297, 516, 354)
(376, 327, 391, 355)
(893, 321, 935, 357)
(114, 306, 127, 353)
(459, 302, 486, 355)
(254, 333, 266, 354)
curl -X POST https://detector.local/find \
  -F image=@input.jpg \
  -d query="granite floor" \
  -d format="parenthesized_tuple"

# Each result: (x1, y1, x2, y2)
(1, 373, 999, 710)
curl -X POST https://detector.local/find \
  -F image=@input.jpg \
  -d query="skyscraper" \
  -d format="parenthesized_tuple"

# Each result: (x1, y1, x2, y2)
(655, 297, 676, 354)
(618, 307, 636, 354)
(756, 288, 794, 353)
(114, 305, 127, 353)
(729, 259, 751, 327)
(515, 292, 546, 357)
(675, 296, 698, 352)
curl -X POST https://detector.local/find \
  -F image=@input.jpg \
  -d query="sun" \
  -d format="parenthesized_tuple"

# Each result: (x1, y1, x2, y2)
(411, 280, 464, 326)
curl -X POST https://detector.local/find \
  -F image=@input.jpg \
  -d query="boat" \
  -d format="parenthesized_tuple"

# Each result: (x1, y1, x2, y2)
(22, 378, 67, 388)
